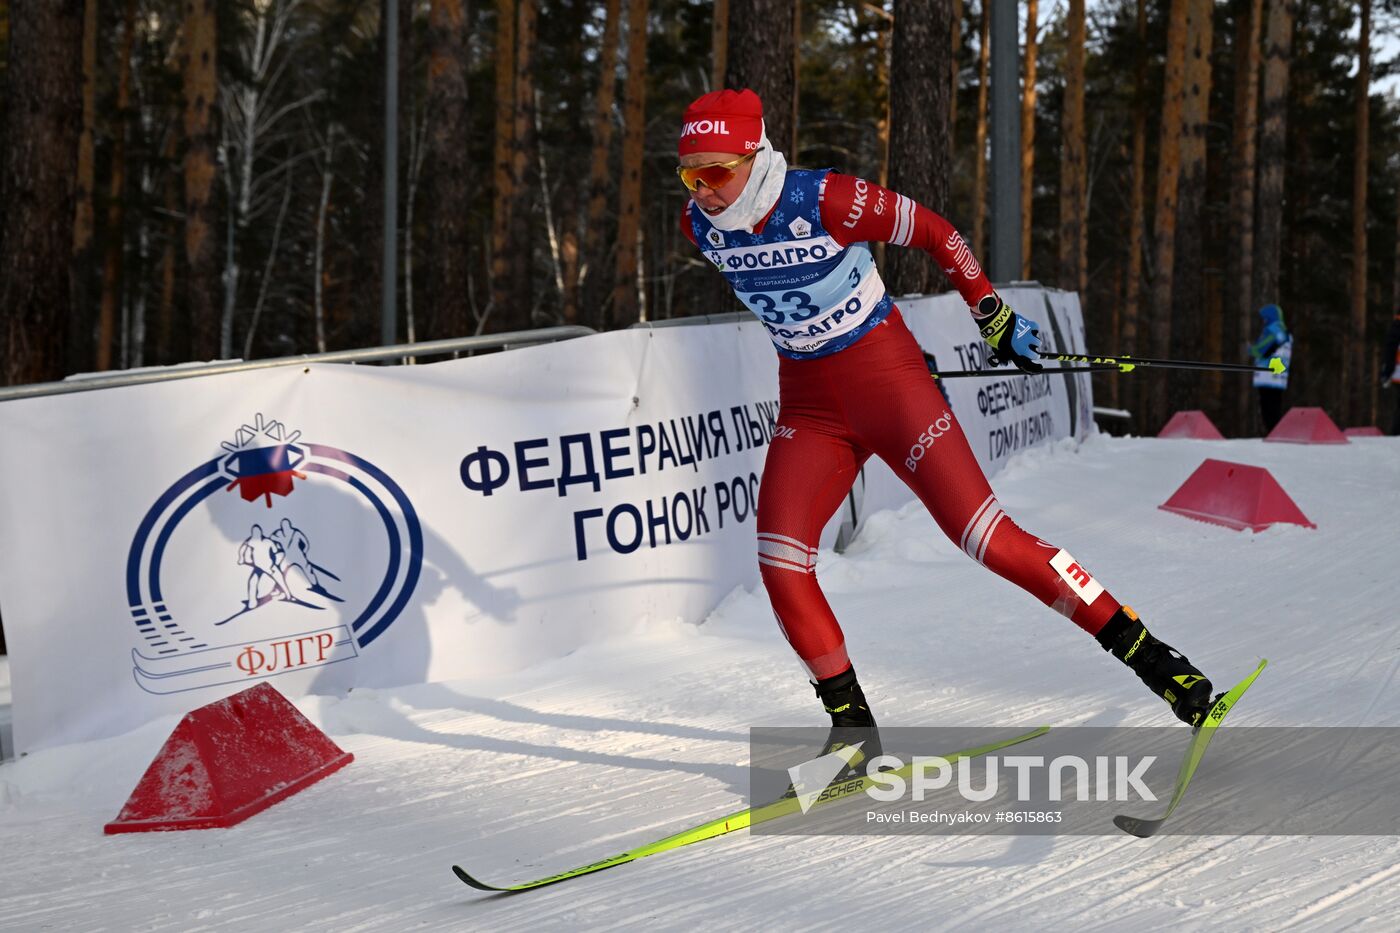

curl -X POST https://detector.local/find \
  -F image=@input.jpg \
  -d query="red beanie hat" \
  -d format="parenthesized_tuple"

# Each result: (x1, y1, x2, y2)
(678, 88, 764, 155)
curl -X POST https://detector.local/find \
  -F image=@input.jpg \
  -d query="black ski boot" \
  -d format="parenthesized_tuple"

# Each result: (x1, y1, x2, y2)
(1097, 606, 1214, 726)
(810, 666, 883, 774)
(780, 666, 886, 802)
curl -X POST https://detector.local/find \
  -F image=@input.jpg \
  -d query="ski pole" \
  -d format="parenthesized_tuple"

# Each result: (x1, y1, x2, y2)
(930, 365, 1122, 379)
(921, 350, 1121, 379)
(1036, 349, 1287, 376)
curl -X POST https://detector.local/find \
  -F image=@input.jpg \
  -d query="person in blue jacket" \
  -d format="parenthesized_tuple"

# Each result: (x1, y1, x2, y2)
(1250, 304, 1292, 433)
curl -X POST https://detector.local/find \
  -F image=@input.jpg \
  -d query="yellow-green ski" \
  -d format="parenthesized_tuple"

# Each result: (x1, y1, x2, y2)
(453, 725, 1050, 893)
(1114, 659, 1268, 838)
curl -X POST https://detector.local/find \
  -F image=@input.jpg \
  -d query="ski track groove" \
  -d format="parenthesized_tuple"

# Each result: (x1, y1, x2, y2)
(1281, 859, 1400, 929)
(1358, 648, 1400, 727)
(941, 838, 1136, 931)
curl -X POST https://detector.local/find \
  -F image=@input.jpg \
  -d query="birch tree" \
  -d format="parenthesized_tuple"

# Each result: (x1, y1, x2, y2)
(219, 0, 322, 358)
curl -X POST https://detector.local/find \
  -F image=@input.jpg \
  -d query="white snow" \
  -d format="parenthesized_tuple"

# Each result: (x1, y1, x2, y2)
(2, 433, 1398, 930)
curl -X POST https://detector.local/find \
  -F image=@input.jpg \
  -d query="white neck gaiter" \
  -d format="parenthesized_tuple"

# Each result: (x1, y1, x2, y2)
(700, 125, 789, 233)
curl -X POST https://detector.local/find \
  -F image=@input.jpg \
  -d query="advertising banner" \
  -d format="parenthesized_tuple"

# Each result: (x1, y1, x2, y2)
(0, 289, 1091, 753)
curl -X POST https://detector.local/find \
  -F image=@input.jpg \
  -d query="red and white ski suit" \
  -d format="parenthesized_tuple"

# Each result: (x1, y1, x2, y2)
(684, 172, 1120, 680)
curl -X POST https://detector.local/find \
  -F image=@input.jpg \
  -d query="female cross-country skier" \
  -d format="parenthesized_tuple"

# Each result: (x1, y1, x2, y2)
(676, 89, 1214, 755)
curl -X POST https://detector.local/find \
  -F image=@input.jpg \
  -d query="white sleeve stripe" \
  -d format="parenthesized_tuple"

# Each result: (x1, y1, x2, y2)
(964, 507, 1003, 563)
(759, 554, 815, 574)
(959, 494, 997, 554)
(892, 195, 915, 247)
(758, 532, 817, 552)
(977, 512, 1006, 564)
(758, 538, 818, 568)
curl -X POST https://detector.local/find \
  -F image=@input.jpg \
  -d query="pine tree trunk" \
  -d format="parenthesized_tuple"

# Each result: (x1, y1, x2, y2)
(1254, 0, 1293, 311)
(69, 0, 97, 376)
(1019, 0, 1037, 280)
(949, 0, 961, 147)
(711, 0, 728, 90)
(1393, 164, 1400, 315)
(490, 0, 516, 326)
(426, 0, 472, 339)
(1120, 0, 1149, 414)
(972, 2, 989, 260)
(1168, 0, 1214, 416)
(396, 0, 414, 345)
(506, 0, 537, 330)
(555, 0, 588, 326)
(182, 0, 218, 361)
(157, 128, 179, 364)
(790, 0, 800, 158)
(876, 3, 891, 190)
(0, 2, 82, 386)
(725, 0, 797, 162)
(887, 0, 951, 297)
(1057, 0, 1085, 295)
(611, 0, 648, 327)
(352, 0, 388, 350)
(1228, 0, 1263, 435)
(1349, 0, 1370, 425)
(1145, 0, 1191, 429)
(581, 0, 622, 328)
(98, 0, 137, 371)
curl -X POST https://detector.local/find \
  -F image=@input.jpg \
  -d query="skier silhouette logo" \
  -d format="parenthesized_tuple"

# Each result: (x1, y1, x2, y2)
(271, 517, 342, 599)
(219, 519, 344, 625)
(125, 413, 423, 696)
(239, 523, 293, 609)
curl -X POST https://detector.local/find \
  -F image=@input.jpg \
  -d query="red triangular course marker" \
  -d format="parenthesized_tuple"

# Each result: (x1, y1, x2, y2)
(1343, 426, 1384, 438)
(1264, 407, 1349, 444)
(1157, 410, 1225, 440)
(105, 682, 352, 833)
(1159, 458, 1315, 532)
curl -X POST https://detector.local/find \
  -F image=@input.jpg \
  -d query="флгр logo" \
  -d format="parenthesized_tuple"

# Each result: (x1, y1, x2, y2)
(125, 414, 422, 694)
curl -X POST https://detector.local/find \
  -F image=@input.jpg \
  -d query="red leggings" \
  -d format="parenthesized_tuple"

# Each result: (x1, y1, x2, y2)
(756, 308, 1120, 680)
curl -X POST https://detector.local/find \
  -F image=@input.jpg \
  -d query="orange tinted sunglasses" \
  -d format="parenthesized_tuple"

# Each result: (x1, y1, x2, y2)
(676, 149, 762, 192)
